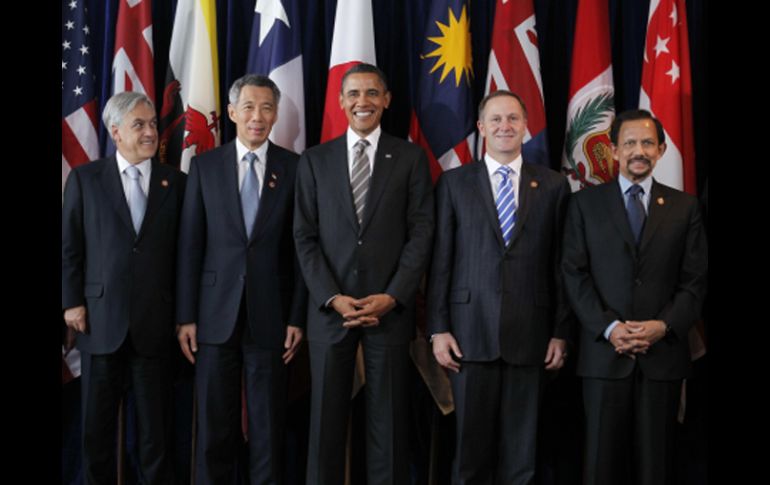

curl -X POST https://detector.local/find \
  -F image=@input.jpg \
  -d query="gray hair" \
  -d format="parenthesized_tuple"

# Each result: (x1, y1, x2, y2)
(101, 91, 155, 130)
(228, 74, 281, 106)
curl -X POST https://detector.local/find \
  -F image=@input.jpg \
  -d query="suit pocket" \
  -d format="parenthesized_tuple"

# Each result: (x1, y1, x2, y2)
(84, 283, 103, 298)
(200, 271, 216, 286)
(449, 288, 470, 304)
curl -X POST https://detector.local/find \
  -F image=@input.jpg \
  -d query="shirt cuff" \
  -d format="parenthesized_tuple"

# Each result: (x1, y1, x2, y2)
(604, 320, 621, 340)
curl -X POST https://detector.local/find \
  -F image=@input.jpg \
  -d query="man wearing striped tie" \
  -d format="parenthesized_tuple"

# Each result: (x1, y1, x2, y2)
(427, 90, 572, 485)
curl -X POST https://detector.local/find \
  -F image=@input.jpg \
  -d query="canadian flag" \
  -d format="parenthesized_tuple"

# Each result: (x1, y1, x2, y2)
(640, 0, 696, 195)
(320, 0, 376, 142)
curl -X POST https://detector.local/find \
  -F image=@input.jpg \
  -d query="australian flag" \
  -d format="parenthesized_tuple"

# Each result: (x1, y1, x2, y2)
(246, 0, 306, 153)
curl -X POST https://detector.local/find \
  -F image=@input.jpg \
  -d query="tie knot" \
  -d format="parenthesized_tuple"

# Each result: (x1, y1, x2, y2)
(244, 152, 258, 166)
(125, 165, 141, 180)
(354, 139, 370, 155)
(496, 165, 513, 179)
(627, 184, 644, 197)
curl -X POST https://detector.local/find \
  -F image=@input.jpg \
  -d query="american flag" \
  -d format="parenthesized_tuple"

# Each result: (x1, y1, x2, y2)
(62, 0, 100, 186)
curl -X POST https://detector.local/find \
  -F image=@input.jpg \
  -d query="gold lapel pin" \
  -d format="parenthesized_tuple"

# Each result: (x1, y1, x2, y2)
(530, 180, 539, 188)
(161, 179, 169, 187)
(657, 197, 665, 205)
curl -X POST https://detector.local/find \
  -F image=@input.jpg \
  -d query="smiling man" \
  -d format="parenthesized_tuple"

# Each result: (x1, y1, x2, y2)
(176, 74, 307, 484)
(294, 63, 434, 485)
(427, 90, 572, 485)
(561, 109, 708, 485)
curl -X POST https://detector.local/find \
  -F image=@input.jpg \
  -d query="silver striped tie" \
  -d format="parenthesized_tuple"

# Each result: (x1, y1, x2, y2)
(350, 139, 371, 225)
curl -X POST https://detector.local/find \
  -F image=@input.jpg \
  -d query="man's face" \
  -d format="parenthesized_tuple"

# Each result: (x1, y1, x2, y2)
(228, 85, 278, 150)
(339, 72, 391, 137)
(477, 95, 528, 162)
(613, 119, 666, 182)
(112, 102, 158, 164)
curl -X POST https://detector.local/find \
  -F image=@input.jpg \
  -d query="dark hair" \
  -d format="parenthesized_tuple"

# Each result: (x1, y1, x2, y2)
(478, 90, 528, 119)
(229, 74, 281, 106)
(609, 109, 665, 145)
(340, 63, 389, 93)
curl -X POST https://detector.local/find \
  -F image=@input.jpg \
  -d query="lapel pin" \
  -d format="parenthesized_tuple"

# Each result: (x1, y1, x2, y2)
(530, 180, 539, 188)
(657, 197, 665, 205)
(161, 179, 169, 187)
(268, 181, 276, 188)
(271, 172, 278, 180)
(385, 153, 392, 159)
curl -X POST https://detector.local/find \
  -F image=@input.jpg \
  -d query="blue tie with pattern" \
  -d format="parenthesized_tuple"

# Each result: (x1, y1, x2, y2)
(125, 165, 146, 233)
(495, 165, 517, 246)
(241, 152, 260, 237)
(626, 184, 646, 245)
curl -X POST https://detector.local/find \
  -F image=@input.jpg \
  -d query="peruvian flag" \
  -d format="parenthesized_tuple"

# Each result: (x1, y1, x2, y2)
(560, 0, 615, 192)
(640, 0, 696, 195)
(483, 0, 548, 166)
(320, 0, 376, 142)
(112, 0, 155, 101)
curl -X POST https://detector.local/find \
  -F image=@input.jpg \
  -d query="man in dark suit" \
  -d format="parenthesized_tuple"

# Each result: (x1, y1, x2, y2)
(427, 90, 571, 485)
(294, 63, 434, 485)
(176, 74, 307, 484)
(62, 91, 185, 484)
(561, 109, 708, 485)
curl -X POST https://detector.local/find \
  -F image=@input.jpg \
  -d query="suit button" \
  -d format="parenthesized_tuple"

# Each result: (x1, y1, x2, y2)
(353, 270, 358, 276)
(635, 279, 642, 286)
(132, 247, 140, 254)
(357, 240, 363, 246)
(240, 275, 246, 282)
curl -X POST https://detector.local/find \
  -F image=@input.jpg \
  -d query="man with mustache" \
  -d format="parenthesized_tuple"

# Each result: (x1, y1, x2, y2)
(561, 109, 708, 485)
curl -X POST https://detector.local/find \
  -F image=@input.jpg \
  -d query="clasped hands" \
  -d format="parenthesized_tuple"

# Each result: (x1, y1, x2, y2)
(609, 320, 668, 357)
(332, 293, 396, 328)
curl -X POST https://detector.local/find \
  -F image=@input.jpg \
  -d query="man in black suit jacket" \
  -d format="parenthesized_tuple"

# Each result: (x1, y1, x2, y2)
(176, 75, 307, 484)
(62, 92, 185, 484)
(294, 63, 434, 485)
(561, 109, 708, 485)
(427, 90, 571, 485)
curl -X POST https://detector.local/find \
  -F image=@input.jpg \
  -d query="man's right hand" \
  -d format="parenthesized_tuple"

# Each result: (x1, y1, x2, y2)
(609, 323, 650, 356)
(432, 332, 463, 373)
(64, 305, 87, 334)
(177, 323, 198, 364)
(331, 295, 379, 328)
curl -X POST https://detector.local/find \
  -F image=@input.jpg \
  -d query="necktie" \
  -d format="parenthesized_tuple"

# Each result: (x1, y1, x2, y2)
(495, 165, 517, 246)
(241, 152, 260, 237)
(350, 139, 371, 225)
(626, 184, 646, 245)
(125, 165, 146, 234)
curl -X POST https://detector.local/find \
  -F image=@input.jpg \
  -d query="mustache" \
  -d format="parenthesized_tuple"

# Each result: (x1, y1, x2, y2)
(627, 156, 651, 166)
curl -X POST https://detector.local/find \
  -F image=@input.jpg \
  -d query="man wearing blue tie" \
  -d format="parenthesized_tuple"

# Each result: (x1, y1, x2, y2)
(561, 109, 708, 485)
(176, 75, 307, 484)
(62, 91, 186, 483)
(427, 90, 572, 485)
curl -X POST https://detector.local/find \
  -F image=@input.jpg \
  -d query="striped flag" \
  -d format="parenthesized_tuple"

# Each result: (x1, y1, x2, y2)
(112, 0, 155, 100)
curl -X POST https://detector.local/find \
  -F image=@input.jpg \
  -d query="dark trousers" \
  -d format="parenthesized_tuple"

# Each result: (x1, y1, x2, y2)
(306, 330, 410, 485)
(80, 338, 173, 485)
(194, 300, 287, 485)
(449, 360, 543, 485)
(582, 366, 681, 485)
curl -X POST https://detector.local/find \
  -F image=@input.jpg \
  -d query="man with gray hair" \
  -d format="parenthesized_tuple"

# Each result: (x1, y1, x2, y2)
(62, 91, 186, 483)
(176, 74, 307, 484)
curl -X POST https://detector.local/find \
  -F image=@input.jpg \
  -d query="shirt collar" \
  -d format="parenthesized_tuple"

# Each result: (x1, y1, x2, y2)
(235, 138, 269, 164)
(116, 151, 151, 178)
(346, 125, 382, 153)
(484, 152, 523, 178)
(618, 173, 653, 196)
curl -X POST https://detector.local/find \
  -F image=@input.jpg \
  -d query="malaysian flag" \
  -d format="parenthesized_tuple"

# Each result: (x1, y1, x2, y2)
(62, 0, 99, 192)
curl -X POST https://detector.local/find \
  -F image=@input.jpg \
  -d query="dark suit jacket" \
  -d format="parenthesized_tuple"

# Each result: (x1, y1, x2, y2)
(426, 160, 572, 365)
(561, 178, 708, 380)
(294, 132, 434, 345)
(62, 157, 187, 356)
(176, 141, 307, 347)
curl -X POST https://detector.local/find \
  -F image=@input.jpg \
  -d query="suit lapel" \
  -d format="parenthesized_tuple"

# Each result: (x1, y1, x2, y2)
(639, 180, 670, 252)
(329, 136, 360, 232)
(360, 133, 397, 234)
(218, 142, 247, 240)
(606, 179, 638, 254)
(137, 160, 172, 240)
(250, 142, 286, 242)
(100, 156, 136, 237)
(471, 160, 505, 248)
